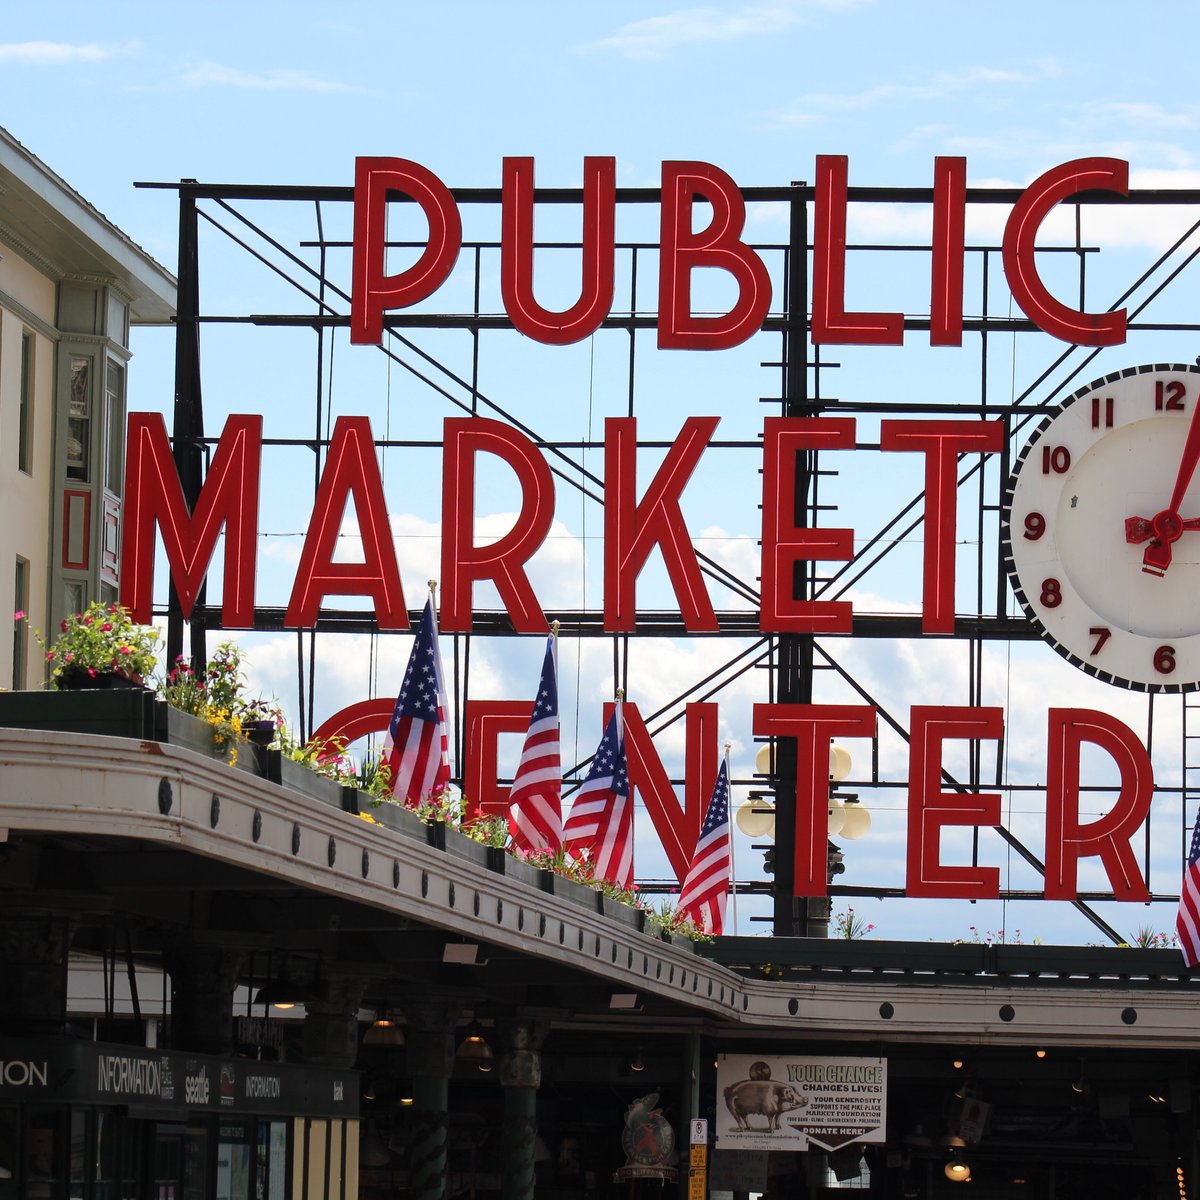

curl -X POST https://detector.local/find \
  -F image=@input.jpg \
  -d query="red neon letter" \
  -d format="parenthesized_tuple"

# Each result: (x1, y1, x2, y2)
(440, 418, 555, 634)
(501, 156, 615, 345)
(312, 699, 396, 750)
(1002, 157, 1128, 346)
(658, 161, 772, 350)
(285, 416, 408, 629)
(607, 701, 718, 883)
(350, 157, 462, 346)
(1044, 709, 1151, 901)
(905, 706, 1002, 899)
(812, 155, 903, 345)
(120, 412, 260, 627)
(462, 699, 718, 877)
(463, 700, 531, 821)
(880, 420, 1004, 634)
(604, 416, 718, 632)
(760, 418, 856, 633)
(752, 704, 876, 896)
(931, 156, 966, 346)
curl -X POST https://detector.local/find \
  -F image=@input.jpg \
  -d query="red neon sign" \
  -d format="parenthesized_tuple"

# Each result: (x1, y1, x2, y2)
(350, 154, 1131, 350)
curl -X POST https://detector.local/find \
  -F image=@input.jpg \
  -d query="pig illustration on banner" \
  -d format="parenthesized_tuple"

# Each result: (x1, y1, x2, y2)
(723, 1077, 809, 1132)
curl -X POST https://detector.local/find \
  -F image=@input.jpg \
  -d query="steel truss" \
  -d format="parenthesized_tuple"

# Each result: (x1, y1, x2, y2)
(140, 174, 1200, 942)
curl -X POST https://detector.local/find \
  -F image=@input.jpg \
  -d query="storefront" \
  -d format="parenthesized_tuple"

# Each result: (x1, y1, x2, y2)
(0, 1039, 357, 1200)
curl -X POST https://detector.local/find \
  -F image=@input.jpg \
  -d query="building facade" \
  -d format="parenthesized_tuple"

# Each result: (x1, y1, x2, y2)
(0, 125, 174, 688)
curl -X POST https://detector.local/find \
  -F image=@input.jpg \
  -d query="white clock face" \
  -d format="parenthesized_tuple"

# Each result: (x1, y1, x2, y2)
(1003, 364, 1200, 692)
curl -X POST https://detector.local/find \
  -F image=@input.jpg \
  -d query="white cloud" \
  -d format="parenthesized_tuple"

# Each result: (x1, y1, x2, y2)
(768, 59, 1060, 127)
(179, 61, 356, 93)
(830, 167, 1200, 254)
(0, 40, 139, 65)
(1072, 101, 1198, 133)
(578, 0, 860, 60)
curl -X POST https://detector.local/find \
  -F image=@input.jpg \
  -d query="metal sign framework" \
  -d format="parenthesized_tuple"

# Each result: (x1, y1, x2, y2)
(140, 173, 1200, 941)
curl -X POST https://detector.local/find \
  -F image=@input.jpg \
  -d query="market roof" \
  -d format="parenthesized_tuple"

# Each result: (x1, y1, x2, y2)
(0, 124, 176, 324)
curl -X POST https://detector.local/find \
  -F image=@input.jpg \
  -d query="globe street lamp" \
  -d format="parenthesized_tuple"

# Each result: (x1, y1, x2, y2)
(741, 743, 870, 936)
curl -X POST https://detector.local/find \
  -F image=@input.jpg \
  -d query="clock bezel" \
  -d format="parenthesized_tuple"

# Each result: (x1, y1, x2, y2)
(1001, 361, 1200, 694)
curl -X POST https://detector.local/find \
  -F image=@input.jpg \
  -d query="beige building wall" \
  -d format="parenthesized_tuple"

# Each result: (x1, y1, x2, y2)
(0, 125, 175, 690)
(0, 250, 56, 688)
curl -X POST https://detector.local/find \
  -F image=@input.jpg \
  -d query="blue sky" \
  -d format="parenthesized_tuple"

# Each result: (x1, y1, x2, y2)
(4, 1, 1200, 945)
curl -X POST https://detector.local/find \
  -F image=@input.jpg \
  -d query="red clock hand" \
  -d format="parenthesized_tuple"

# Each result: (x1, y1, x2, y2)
(1127, 391, 1200, 576)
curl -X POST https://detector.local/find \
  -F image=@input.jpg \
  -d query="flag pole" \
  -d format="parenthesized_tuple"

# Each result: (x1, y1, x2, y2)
(725, 742, 738, 935)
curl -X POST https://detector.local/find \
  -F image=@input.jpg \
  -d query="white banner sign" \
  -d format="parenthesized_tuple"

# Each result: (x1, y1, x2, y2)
(716, 1054, 887, 1152)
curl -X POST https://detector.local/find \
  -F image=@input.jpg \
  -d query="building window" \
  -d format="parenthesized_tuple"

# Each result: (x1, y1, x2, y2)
(18, 331, 32, 474)
(67, 355, 89, 483)
(105, 359, 125, 495)
(12, 557, 27, 688)
(65, 579, 85, 618)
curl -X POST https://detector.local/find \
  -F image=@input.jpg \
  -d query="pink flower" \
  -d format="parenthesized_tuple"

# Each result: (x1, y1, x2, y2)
(87, 667, 96, 677)
(13, 610, 24, 621)
(46, 650, 56, 661)
(64, 652, 74, 663)
(82, 616, 93, 626)
(101, 623, 113, 632)
(119, 646, 132, 655)
(60, 620, 68, 633)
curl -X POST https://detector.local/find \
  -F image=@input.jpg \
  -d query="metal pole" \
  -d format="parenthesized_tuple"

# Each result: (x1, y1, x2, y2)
(774, 180, 814, 938)
(168, 181, 206, 673)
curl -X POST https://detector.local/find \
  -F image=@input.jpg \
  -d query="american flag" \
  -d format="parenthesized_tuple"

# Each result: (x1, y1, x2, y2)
(508, 636, 562, 854)
(563, 701, 632, 888)
(384, 596, 451, 808)
(1177, 802, 1200, 966)
(677, 757, 732, 935)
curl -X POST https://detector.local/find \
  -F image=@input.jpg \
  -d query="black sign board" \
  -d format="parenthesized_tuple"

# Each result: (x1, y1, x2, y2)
(0, 1037, 357, 1119)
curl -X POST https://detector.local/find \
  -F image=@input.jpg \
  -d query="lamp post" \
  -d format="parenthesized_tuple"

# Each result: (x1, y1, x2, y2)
(742, 743, 870, 936)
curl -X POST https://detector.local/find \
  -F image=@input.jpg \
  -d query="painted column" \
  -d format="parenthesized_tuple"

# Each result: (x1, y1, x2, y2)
(303, 974, 367, 1069)
(0, 913, 72, 1033)
(499, 1018, 547, 1200)
(166, 943, 243, 1054)
(405, 998, 461, 1200)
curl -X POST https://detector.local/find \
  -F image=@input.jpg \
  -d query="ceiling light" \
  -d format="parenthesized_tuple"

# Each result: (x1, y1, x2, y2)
(609, 993, 640, 1010)
(456, 1020, 494, 1072)
(945, 1157, 971, 1182)
(1035, 1048, 1047, 1059)
(252, 964, 318, 1009)
(629, 1048, 645, 1073)
(363, 1017, 405, 1047)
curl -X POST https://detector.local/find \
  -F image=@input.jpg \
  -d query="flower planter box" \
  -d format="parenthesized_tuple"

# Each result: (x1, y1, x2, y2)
(261, 749, 344, 809)
(669, 933, 698, 952)
(601, 895, 644, 931)
(442, 825, 491, 869)
(163, 708, 269, 780)
(164, 707, 219, 757)
(0, 688, 158, 740)
(548, 874, 602, 913)
(485, 849, 543, 889)
(371, 801, 432, 843)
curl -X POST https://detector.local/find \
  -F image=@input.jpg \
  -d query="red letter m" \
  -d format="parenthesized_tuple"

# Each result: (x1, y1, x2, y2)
(119, 413, 262, 627)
